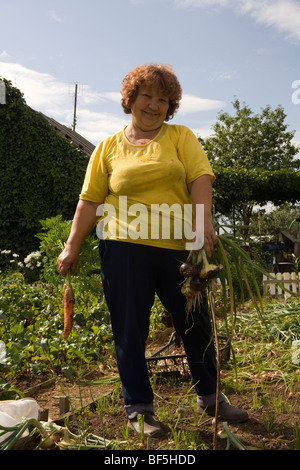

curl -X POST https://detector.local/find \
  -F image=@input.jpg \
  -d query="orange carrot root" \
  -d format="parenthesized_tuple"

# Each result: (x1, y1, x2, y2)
(62, 283, 75, 340)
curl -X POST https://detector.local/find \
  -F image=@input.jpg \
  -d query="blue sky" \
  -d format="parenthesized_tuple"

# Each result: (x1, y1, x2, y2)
(1, 0, 300, 151)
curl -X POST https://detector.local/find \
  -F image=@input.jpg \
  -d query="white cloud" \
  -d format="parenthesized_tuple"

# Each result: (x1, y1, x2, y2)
(191, 126, 216, 139)
(210, 70, 238, 81)
(0, 61, 127, 143)
(1, 62, 70, 113)
(101, 92, 122, 103)
(175, 0, 300, 43)
(76, 110, 129, 144)
(175, 0, 229, 8)
(237, 0, 300, 43)
(0, 51, 10, 60)
(48, 10, 63, 23)
(179, 94, 225, 114)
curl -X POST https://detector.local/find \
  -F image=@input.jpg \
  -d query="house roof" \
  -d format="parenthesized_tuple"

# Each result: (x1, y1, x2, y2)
(39, 112, 96, 156)
(280, 230, 298, 243)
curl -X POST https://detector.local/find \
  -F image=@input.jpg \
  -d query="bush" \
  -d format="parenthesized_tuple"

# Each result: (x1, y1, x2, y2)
(0, 78, 89, 257)
(36, 215, 100, 292)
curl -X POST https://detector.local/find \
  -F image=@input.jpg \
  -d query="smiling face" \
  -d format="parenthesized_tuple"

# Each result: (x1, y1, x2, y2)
(130, 85, 170, 133)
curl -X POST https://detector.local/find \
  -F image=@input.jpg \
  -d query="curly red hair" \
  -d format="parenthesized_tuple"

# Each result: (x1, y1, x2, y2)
(121, 64, 182, 121)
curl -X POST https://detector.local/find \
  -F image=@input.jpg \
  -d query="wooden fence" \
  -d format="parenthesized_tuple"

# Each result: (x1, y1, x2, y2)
(263, 272, 300, 297)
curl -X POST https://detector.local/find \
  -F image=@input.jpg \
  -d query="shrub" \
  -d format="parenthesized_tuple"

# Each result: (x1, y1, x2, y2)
(36, 215, 100, 293)
(0, 78, 89, 257)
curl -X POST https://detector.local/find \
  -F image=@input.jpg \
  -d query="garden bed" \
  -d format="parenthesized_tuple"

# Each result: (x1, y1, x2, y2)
(9, 317, 300, 451)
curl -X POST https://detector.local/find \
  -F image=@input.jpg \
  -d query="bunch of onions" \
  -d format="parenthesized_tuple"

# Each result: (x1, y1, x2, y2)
(180, 248, 222, 313)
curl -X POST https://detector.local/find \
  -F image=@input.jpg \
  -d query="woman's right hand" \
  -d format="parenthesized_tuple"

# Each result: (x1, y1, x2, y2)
(56, 199, 100, 277)
(57, 244, 80, 277)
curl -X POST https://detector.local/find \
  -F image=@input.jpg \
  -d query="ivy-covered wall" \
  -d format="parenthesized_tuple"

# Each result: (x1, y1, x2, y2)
(0, 79, 89, 257)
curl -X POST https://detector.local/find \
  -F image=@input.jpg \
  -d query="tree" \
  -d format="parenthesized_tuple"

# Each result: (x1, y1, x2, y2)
(0, 79, 89, 257)
(202, 99, 300, 236)
(250, 203, 300, 239)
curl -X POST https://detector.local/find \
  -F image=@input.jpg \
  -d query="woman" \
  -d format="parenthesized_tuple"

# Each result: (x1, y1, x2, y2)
(57, 64, 248, 437)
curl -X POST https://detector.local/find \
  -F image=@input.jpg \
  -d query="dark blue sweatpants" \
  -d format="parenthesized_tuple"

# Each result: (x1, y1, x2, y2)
(99, 240, 221, 419)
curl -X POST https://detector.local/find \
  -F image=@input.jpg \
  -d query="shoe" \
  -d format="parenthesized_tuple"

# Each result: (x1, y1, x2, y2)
(129, 413, 166, 438)
(205, 401, 249, 424)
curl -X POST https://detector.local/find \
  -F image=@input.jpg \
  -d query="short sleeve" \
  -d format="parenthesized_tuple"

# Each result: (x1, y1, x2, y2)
(79, 140, 109, 203)
(177, 127, 215, 184)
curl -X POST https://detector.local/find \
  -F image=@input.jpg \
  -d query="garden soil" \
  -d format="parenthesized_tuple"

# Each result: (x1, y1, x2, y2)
(12, 327, 300, 451)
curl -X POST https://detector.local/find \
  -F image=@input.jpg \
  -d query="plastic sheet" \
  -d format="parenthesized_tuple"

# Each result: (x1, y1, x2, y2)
(0, 398, 40, 443)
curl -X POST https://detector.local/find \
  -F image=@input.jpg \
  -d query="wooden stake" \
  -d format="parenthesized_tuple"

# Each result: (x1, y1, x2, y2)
(59, 396, 70, 415)
(209, 291, 220, 450)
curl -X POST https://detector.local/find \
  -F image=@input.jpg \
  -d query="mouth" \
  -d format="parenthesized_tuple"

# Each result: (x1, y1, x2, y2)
(144, 110, 160, 118)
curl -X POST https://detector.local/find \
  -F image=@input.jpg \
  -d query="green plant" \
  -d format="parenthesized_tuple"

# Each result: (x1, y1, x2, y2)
(0, 417, 119, 450)
(252, 391, 260, 412)
(293, 422, 300, 450)
(0, 250, 23, 273)
(36, 215, 100, 291)
(120, 422, 130, 441)
(263, 410, 280, 434)
(172, 428, 207, 450)
(222, 421, 248, 450)
(0, 380, 24, 400)
(0, 79, 89, 257)
(137, 414, 145, 444)
(0, 271, 113, 376)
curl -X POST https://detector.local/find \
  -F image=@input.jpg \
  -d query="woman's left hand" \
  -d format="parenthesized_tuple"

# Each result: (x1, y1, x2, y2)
(188, 175, 217, 257)
(203, 219, 218, 257)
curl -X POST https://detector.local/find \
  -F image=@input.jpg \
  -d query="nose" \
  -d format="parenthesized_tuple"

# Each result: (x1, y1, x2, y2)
(148, 98, 159, 110)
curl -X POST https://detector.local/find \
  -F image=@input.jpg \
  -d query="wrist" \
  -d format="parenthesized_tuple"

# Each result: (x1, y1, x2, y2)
(65, 239, 81, 253)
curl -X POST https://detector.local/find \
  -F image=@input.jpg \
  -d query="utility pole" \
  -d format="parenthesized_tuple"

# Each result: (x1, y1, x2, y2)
(72, 83, 78, 131)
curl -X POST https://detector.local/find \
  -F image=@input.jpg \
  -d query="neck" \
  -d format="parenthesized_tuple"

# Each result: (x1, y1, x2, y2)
(125, 123, 163, 144)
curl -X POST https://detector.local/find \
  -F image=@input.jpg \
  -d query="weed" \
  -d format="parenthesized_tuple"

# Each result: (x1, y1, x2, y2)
(263, 410, 280, 434)
(120, 422, 130, 440)
(252, 391, 260, 411)
(156, 404, 174, 424)
(271, 395, 284, 413)
(172, 429, 208, 450)
(293, 422, 300, 450)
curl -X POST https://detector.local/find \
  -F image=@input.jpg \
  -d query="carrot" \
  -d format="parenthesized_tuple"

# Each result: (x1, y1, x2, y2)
(62, 271, 75, 340)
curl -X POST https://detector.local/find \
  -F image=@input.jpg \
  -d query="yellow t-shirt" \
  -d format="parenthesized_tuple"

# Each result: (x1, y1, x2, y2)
(80, 123, 215, 250)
